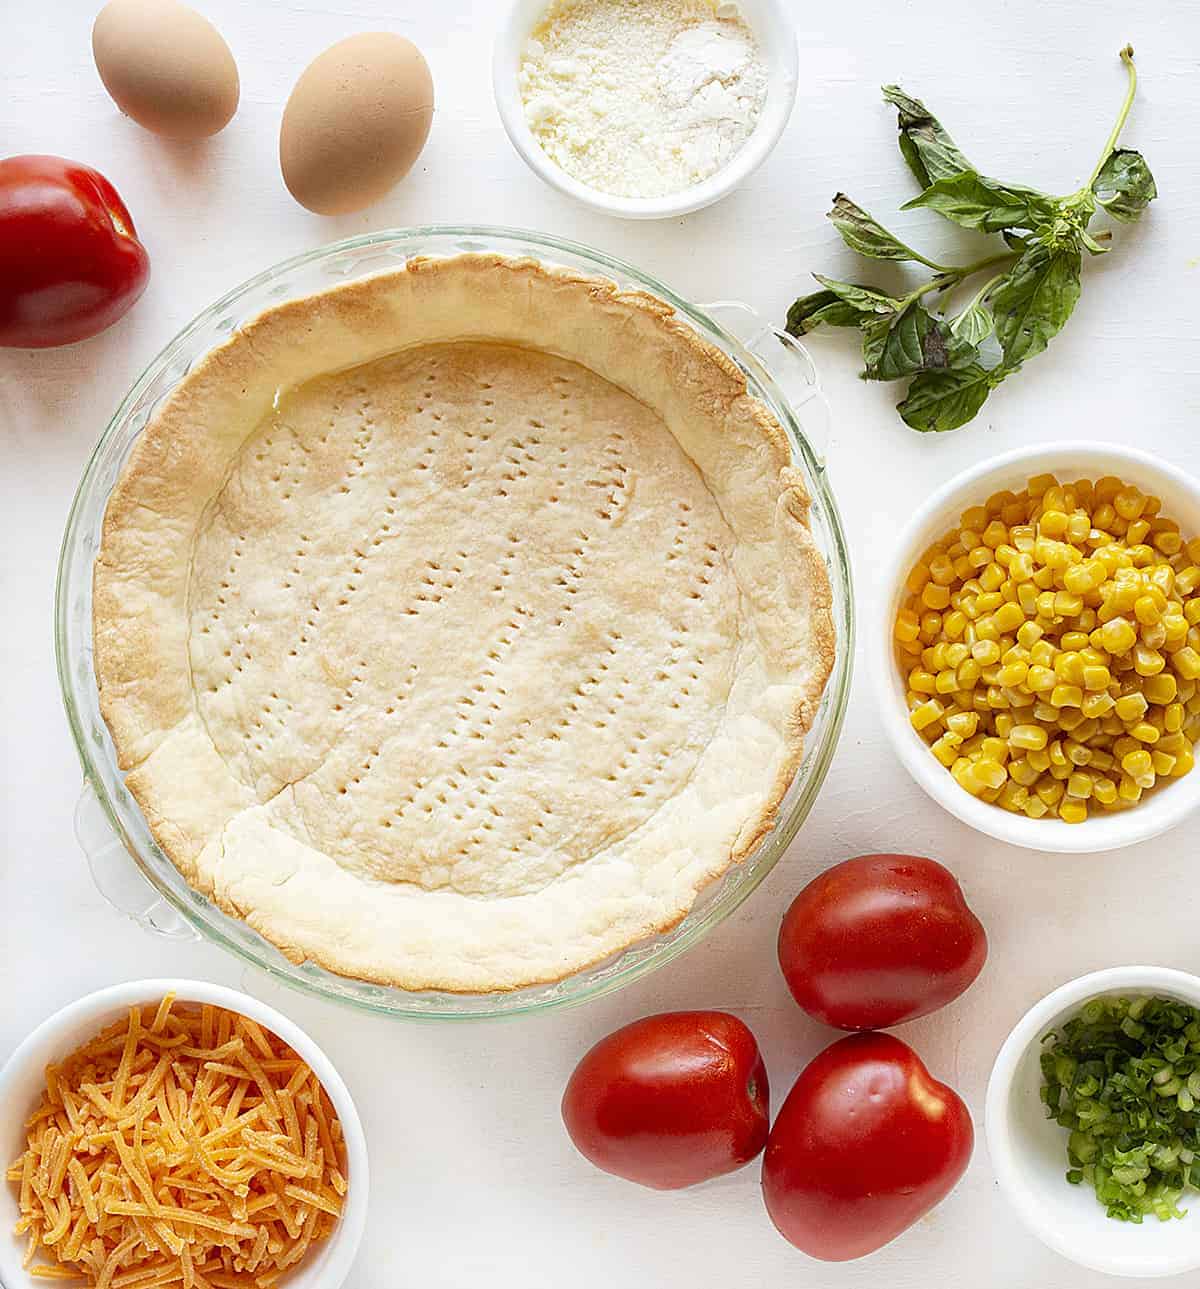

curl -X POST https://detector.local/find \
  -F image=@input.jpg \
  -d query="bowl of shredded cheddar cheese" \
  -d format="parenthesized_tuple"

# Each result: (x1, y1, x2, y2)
(0, 980, 368, 1289)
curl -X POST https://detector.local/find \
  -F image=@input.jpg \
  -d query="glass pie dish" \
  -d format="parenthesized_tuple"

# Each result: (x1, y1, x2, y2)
(56, 226, 853, 1020)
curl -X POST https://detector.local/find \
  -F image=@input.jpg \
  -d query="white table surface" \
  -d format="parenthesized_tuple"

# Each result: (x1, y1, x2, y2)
(3, 0, 1200, 1284)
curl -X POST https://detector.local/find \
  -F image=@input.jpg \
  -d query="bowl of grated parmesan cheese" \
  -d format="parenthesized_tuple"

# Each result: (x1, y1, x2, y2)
(494, 0, 798, 218)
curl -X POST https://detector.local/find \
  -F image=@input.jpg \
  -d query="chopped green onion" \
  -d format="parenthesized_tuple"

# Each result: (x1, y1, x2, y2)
(1041, 994, 1200, 1223)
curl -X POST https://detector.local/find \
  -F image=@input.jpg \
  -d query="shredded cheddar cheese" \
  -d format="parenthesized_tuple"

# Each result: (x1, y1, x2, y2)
(6, 996, 347, 1287)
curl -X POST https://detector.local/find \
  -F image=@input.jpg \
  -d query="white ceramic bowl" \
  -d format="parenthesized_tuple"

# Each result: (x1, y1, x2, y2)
(874, 441, 1200, 854)
(492, 0, 799, 219)
(0, 979, 368, 1289)
(987, 966, 1200, 1278)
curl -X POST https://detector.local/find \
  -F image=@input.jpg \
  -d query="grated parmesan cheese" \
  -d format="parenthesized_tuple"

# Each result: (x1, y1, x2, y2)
(518, 0, 768, 199)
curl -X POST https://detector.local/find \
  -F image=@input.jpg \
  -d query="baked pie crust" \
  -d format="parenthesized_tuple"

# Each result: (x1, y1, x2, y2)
(94, 254, 835, 991)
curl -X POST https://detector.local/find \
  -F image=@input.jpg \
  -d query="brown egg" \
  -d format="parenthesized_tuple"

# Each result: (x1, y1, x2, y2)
(93, 0, 239, 139)
(280, 32, 434, 216)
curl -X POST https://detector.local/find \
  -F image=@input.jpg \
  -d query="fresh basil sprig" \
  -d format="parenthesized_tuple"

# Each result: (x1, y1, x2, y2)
(787, 47, 1156, 432)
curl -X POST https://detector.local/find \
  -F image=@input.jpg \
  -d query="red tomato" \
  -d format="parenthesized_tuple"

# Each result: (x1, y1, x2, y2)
(762, 1032, 973, 1261)
(561, 1011, 769, 1190)
(778, 853, 986, 1030)
(0, 155, 150, 348)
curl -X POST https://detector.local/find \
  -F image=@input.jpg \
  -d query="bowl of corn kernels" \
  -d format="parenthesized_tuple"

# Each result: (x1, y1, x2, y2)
(876, 442, 1200, 853)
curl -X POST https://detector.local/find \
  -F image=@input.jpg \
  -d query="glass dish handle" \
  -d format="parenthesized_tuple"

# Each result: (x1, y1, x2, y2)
(75, 783, 199, 942)
(699, 299, 831, 463)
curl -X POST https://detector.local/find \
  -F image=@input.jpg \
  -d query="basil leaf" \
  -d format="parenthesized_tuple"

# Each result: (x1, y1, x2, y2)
(1079, 227, 1111, 256)
(990, 242, 1083, 367)
(881, 85, 973, 187)
(860, 302, 978, 382)
(785, 290, 870, 336)
(811, 274, 903, 315)
(903, 172, 1059, 233)
(950, 299, 995, 347)
(1093, 147, 1158, 222)
(1003, 230, 1032, 253)
(828, 193, 925, 262)
(898, 364, 998, 433)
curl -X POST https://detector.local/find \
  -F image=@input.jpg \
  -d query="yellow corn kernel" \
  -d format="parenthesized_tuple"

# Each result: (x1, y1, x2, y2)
(1050, 684, 1084, 708)
(1055, 653, 1085, 686)
(1027, 665, 1056, 693)
(1113, 692, 1149, 722)
(945, 643, 970, 667)
(1009, 724, 1048, 751)
(1016, 621, 1044, 649)
(1164, 702, 1184, 734)
(960, 505, 989, 532)
(1017, 582, 1039, 615)
(973, 758, 1008, 790)
(1028, 473, 1058, 498)
(1171, 747, 1195, 777)
(1027, 747, 1051, 773)
(1066, 771, 1094, 799)
(910, 699, 945, 732)
(971, 639, 1001, 666)
(1121, 748, 1153, 778)
(979, 564, 1005, 593)
(956, 658, 982, 688)
(998, 781, 1030, 813)
(1126, 518, 1152, 545)
(1057, 707, 1086, 732)
(945, 710, 979, 738)
(920, 612, 943, 639)
(1054, 797, 1085, 824)
(1134, 594, 1162, 626)
(1133, 644, 1165, 677)
(895, 609, 921, 643)
(978, 736, 1008, 761)
(1009, 757, 1040, 786)
(1023, 795, 1049, 818)
(922, 582, 951, 610)
(1066, 513, 1091, 544)
(1118, 776, 1143, 803)
(1175, 567, 1200, 596)
(1081, 664, 1110, 691)
(951, 759, 982, 796)
(1164, 614, 1189, 646)
(1092, 776, 1119, 806)
(1100, 617, 1138, 653)
(997, 661, 1028, 688)
(1114, 487, 1147, 521)
(1030, 640, 1056, 668)
(1065, 740, 1092, 766)
(909, 669, 937, 695)
(935, 669, 960, 695)
(1061, 631, 1090, 652)
(992, 601, 1025, 633)
(1152, 750, 1177, 776)
(1129, 721, 1160, 744)
(932, 733, 963, 767)
(982, 519, 1009, 548)
(1081, 690, 1114, 719)
(1090, 749, 1115, 772)
(1173, 646, 1200, 679)
(1073, 718, 1100, 743)
(928, 554, 956, 586)
(1040, 509, 1069, 538)
(1054, 591, 1084, 617)
(1187, 601, 1200, 626)
(942, 610, 968, 640)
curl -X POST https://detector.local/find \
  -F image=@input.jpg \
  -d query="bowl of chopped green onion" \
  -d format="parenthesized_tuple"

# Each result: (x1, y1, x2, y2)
(987, 966, 1200, 1277)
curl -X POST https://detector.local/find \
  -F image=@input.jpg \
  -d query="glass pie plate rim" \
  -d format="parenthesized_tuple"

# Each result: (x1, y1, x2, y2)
(56, 223, 854, 1020)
